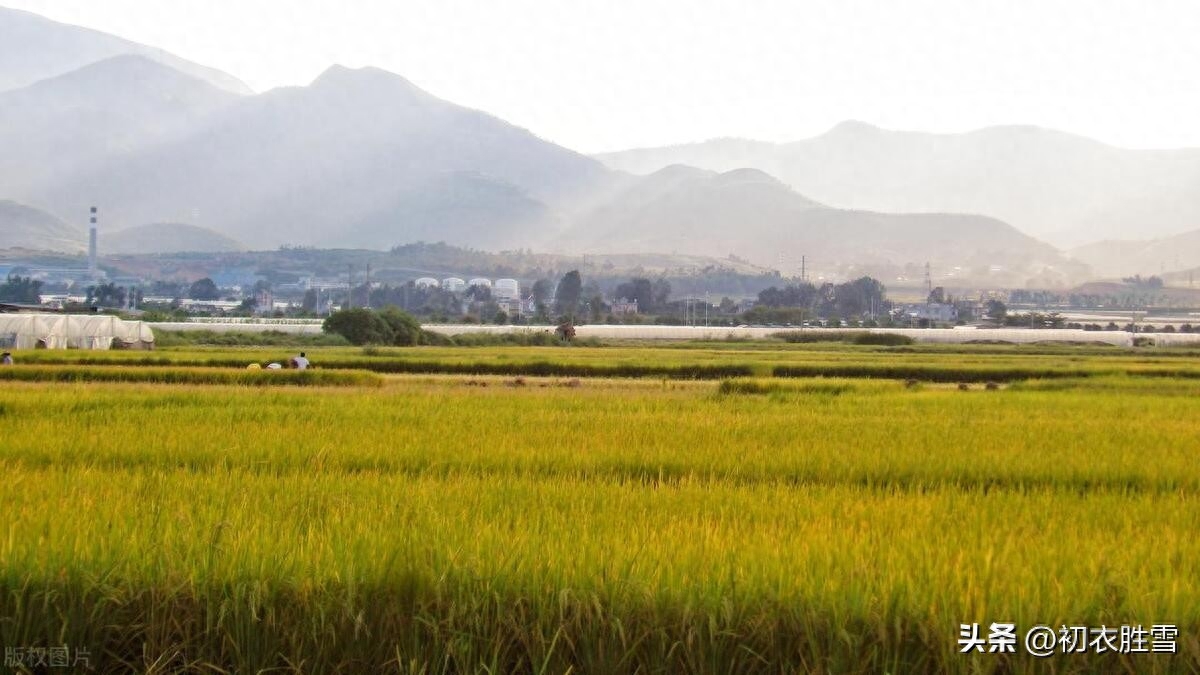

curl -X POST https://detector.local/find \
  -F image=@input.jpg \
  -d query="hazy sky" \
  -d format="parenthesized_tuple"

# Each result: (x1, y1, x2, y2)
(7, 0, 1200, 152)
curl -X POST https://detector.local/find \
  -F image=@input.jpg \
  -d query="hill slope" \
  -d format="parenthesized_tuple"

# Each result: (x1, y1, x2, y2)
(31, 65, 613, 250)
(0, 55, 239, 198)
(559, 166, 1087, 285)
(596, 122, 1200, 246)
(0, 201, 84, 253)
(0, 6, 251, 94)
(105, 223, 244, 254)
(1070, 229, 1200, 279)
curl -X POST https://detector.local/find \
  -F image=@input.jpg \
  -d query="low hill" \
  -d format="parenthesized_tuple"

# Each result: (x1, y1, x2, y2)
(0, 201, 84, 253)
(558, 166, 1087, 285)
(104, 223, 244, 254)
(338, 172, 556, 251)
(1070, 230, 1200, 279)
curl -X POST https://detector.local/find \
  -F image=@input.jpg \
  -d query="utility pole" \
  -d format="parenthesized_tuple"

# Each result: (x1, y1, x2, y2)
(924, 262, 932, 299)
(347, 265, 353, 310)
(801, 255, 806, 282)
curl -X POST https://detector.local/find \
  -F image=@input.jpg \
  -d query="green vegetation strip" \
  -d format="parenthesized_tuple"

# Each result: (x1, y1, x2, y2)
(0, 365, 382, 387)
(15, 342, 1200, 383)
(770, 363, 1090, 382)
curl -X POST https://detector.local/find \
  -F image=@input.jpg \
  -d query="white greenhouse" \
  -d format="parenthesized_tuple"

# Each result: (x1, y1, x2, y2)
(0, 314, 156, 350)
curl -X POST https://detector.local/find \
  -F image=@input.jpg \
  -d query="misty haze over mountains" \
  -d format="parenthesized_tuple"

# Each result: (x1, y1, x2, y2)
(0, 7, 250, 94)
(597, 124, 1200, 247)
(2, 5, 1198, 286)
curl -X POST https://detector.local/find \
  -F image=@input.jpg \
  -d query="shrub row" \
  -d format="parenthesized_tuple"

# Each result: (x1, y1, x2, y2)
(353, 360, 755, 380)
(772, 364, 1087, 383)
(154, 330, 351, 348)
(0, 366, 383, 387)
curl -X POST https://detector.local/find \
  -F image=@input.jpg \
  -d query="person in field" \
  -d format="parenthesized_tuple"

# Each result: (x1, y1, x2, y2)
(1, 352, 12, 365)
(293, 352, 310, 370)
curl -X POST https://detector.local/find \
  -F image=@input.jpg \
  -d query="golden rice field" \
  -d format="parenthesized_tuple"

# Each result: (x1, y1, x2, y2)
(0, 342, 1198, 673)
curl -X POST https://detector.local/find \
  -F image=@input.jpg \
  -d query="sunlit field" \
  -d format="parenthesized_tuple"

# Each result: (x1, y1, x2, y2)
(1, 343, 1198, 673)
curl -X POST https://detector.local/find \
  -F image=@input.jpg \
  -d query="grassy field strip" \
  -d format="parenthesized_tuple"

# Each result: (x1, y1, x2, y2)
(0, 364, 383, 387)
(2, 378, 1199, 490)
(15, 344, 1200, 382)
(3, 348, 1200, 671)
(2, 467, 1197, 673)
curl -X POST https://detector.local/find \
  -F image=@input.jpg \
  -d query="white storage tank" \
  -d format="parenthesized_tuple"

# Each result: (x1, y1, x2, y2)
(467, 278, 492, 289)
(493, 278, 520, 300)
(442, 277, 466, 293)
(415, 277, 440, 288)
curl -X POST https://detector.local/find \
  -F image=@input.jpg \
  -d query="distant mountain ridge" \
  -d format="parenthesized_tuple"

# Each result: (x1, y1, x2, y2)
(0, 6, 251, 94)
(0, 54, 239, 198)
(21, 64, 614, 250)
(1069, 229, 1200, 279)
(0, 6, 1115, 284)
(559, 166, 1085, 285)
(1, 58, 1089, 281)
(596, 122, 1200, 247)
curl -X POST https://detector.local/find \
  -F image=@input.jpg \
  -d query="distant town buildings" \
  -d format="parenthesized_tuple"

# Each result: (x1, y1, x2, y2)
(903, 302, 959, 323)
(609, 298, 638, 315)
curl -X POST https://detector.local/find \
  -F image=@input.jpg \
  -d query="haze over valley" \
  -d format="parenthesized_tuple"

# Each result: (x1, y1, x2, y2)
(3, 4, 1198, 288)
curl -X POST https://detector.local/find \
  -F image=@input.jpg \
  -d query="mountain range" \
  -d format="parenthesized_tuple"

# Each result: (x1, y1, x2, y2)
(0, 6, 250, 95)
(25, 63, 610, 251)
(555, 165, 1085, 285)
(0, 54, 240, 199)
(1070, 231, 1200, 280)
(3, 5, 1197, 285)
(596, 122, 1200, 247)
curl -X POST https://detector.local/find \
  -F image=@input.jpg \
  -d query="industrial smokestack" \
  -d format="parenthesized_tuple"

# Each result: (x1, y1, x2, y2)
(88, 206, 98, 278)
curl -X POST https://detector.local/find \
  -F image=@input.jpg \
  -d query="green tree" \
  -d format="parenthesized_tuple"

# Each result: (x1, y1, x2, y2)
(0, 275, 43, 304)
(834, 277, 887, 318)
(614, 278, 653, 309)
(555, 270, 582, 318)
(323, 308, 394, 345)
(587, 293, 604, 323)
(757, 283, 817, 309)
(985, 299, 1007, 321)
(86, 282, 126, 308)
(188, 278, 220, 300)
(378, 306, 424, 345)
(651, 278, 672, 311)
(532, 279, 554, 305)
(302, 288, 320, 312)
